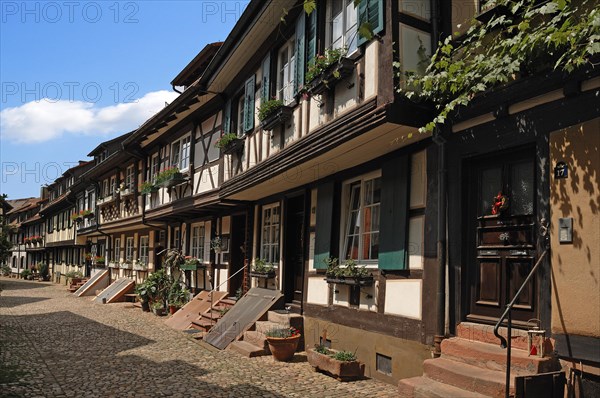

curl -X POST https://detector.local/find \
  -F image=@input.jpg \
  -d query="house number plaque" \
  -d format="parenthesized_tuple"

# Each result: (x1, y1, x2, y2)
(554, 161, 568, 179)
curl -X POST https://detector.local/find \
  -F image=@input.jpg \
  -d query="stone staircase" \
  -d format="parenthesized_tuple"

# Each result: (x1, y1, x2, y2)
(189, 298, 237, 332)
(398, 323, 560, 398)
(228, 310, 304, 358)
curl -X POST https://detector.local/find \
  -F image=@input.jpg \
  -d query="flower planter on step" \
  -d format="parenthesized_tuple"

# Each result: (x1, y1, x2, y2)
(266, 334, 301, 362)
(307, 348, 365, 381)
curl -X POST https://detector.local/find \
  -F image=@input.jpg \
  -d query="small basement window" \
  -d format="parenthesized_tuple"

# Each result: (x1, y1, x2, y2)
(376, 353, 392, 375)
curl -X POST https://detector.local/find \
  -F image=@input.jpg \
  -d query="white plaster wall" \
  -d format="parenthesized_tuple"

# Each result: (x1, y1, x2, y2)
(196, 165, 219, 194)
(364, 41, 379, 100)
(384, 279, 422, 319)
(359, 281, 378, 312)
(307, 277, 329, 305)
(408, 216, 424, 270)
(333, 284, 349, 306)
(333, 73, 357, 117)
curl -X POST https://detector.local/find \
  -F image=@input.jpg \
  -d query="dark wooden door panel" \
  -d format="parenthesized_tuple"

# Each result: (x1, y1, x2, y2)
(476, 257, 502, 307)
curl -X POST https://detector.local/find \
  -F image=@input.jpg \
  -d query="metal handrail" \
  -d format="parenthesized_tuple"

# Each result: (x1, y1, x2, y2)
(494, 247, 549, 398)
(208, 261, 248, 324)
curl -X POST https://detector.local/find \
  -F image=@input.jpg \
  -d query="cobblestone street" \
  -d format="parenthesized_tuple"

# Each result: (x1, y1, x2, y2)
(0, 278, 399, 397)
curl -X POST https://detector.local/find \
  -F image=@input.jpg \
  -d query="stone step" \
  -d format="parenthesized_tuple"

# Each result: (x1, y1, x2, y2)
(441, 337, 559, 375)
(228, 340, 267, 357)
(423, 357, 513, 398)
(267, 310, 303, 328)
(200, 310, 223, 321)
(398, 376, 490, 398)
(456, 322, 532, 351)
(219, 298, 237, 307)
(255, 320, 284, 335)
(190, 319, 215, 332)
(243, 330, 269, 352)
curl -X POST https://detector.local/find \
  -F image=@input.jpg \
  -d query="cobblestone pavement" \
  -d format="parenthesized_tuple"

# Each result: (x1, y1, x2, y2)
(0, 278, 399, 398)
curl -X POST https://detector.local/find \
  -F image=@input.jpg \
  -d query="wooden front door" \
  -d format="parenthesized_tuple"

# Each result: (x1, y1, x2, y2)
(466, 148, 539, 325)
(283, 195, 305, 306)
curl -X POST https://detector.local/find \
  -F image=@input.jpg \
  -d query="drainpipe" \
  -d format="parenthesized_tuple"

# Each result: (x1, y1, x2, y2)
(433, 126, 447, 357)
(172, 84, 182, 94)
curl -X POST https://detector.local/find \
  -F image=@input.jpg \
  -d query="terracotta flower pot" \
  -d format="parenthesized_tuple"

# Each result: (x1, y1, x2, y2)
(168, 305, 180, 315)
(266, 334, 301, 362)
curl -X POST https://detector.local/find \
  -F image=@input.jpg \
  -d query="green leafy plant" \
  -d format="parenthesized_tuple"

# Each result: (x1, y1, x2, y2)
(306, 47, 348, 83)
(324, 257, 371, 279)
(135, 280, 150, 303)
(265, 327, 300, 338)
(154, 167, 181, 185)
(168, 281, 189, 306)
(37, 263, 49, 280)
(331, 350, 357, 362)
(64, 270, 83, 279)
(214, 132, 239, 149)
(258, 99, 285, 122)
(20, 269, 31, 279)
(314, 344, 331, 355)
(400, 0, 600, 134)
(144, 269, 171, 305)
(1, 264, 11, 276)
(252, 258, 275, 274)
(151, 301, 165, 310)
(139, 181, 156, 195)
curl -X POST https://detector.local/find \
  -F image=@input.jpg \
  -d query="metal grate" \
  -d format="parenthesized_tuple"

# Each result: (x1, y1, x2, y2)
(376, 353, 392, 375)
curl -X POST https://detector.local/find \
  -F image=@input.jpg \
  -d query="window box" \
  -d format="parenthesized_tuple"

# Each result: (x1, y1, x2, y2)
(475, 2, 511, 23)
(140, 182, 159, 195)
(133, 262, 148, 271)
(324, 276, 374, 286)
(306, 57, 355, 96)
(108, 261, 119, 268)
(97, 195, 116, 206)
(120, 262, 133, 270)
(250, 271, 276, 279)
(223, 137, 245, 155)
(260, 105, 293, 131)
(157, 172, 186, 188)
(119, 187, 134, 197)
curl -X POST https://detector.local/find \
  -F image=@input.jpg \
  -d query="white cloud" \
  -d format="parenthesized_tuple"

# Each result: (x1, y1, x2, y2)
(0, 90, 180, 144)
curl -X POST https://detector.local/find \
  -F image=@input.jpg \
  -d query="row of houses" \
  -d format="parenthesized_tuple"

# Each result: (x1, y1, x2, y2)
(3, 0, 598, 393)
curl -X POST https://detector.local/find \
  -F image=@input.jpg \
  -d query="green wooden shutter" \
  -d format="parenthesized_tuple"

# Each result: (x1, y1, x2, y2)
(378, 155, 409, 270)
(314, 182, 335, 269)
(294, 12, 306, 94)
(243, 75, 255, 133)
(261, 53, 270, 101)
(358, 0, 384, 47)
(306, 6, 318, 69)
(223, 99, 231, 134)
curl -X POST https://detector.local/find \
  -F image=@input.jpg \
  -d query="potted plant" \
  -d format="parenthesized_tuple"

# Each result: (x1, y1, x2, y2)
(155, 167, 185, 188)
(167, 281, 189, 315)
(37, 263, 49, 281)
(151, 301, 166, 316)
(133, 259, 148, 271)
(258, 99, 293, 131)
(250, 258, 276, 279)
(70, 213, 83, 223)
(305, 47, 354, 95)
(140, 181, 158, 195)
(264, 327, 301, 362)
(20, 269, 32, 280)
(214, 132, 244, 154)
(324, 258, 374, 286)
(79, 209, 94, 219)
(145, 269, 170, 307)
(94, 256, 105, 267)
(135, 281, 151, 312)
(210, 237, 223, 254)
(307, 346, 365, 381)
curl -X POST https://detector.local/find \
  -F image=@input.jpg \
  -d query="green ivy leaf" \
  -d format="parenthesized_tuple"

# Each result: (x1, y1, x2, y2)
(303, 0, 316, 15)
(358, 22, 373, 40)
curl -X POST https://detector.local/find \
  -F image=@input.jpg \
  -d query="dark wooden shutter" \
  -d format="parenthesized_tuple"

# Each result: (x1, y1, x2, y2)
(243, 75, 255, 133)
(294, 12, 306, 94)
(306, 6, 318, 68)
(358, 0, 384, 47)
(261, 53, 270, 101)
(223, 99, 231, 134)
(378, 155, 409, 270)
(314, 182, 334, 269)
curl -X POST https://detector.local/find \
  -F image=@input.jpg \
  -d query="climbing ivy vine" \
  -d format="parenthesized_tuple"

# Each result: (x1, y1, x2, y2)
(399, 0, 600, 133)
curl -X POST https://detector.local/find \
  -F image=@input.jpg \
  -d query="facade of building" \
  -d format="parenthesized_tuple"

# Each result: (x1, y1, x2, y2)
(2, 0, 598, 393)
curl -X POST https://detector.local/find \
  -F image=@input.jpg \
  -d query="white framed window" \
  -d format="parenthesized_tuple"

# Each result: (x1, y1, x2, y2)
(125, 237, 134, 261)
(190, 225, 206, 261)
(340, 172, 381, 262)
(125, 165, 135, 189)
(139, 236, 149, 265)
(277, 37, 296, 104)
(173, 227, 181, 249)
(237, 95, 245, 136)
(261, 203, 281, 264)
(150, 154, 160, 181)
(114, 238, 121, 262)
(110, 176, 116, 194)
(102, 179, 109, 197)
(170, 135, 192, 171)
(329, 0, 358, 54)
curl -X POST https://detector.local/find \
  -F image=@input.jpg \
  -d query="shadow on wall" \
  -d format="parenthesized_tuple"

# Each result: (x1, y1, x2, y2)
(0, 310, 286, 397)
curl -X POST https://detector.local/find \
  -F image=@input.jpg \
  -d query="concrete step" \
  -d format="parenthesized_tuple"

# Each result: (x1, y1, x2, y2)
(398, 376, 490, 398)
(243, 330, 269, 352)
(441, 337, 559, 375)
(228, 340, 267, 357)
(423, 357, 513, 398)
(267, 310, 303, 328)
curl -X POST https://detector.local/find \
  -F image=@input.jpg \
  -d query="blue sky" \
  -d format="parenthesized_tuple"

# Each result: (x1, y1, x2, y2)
(1, 0, 248, 199)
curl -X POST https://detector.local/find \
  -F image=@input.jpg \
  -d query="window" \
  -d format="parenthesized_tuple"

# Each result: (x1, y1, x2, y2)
(102, 179, 109, 198)
(110, 176, 116, 194)
(400, 25, 431, 77)
(139, 236, 149, 265)
(190, 225, 206, 261)
(330, 0, 358, 54)
(125, 237, 134, 261)
(150, 155, 160, 181)
(261, 203, 281, 264)
(171, 136, 191, 171)
(114, 238, 121, 262)
(173, 227, 181, 249)
(125, 165, 135, 189)
(341, 173, 381, 262)
(277, 37, 296, 103)
(237, 95, 245, 135)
